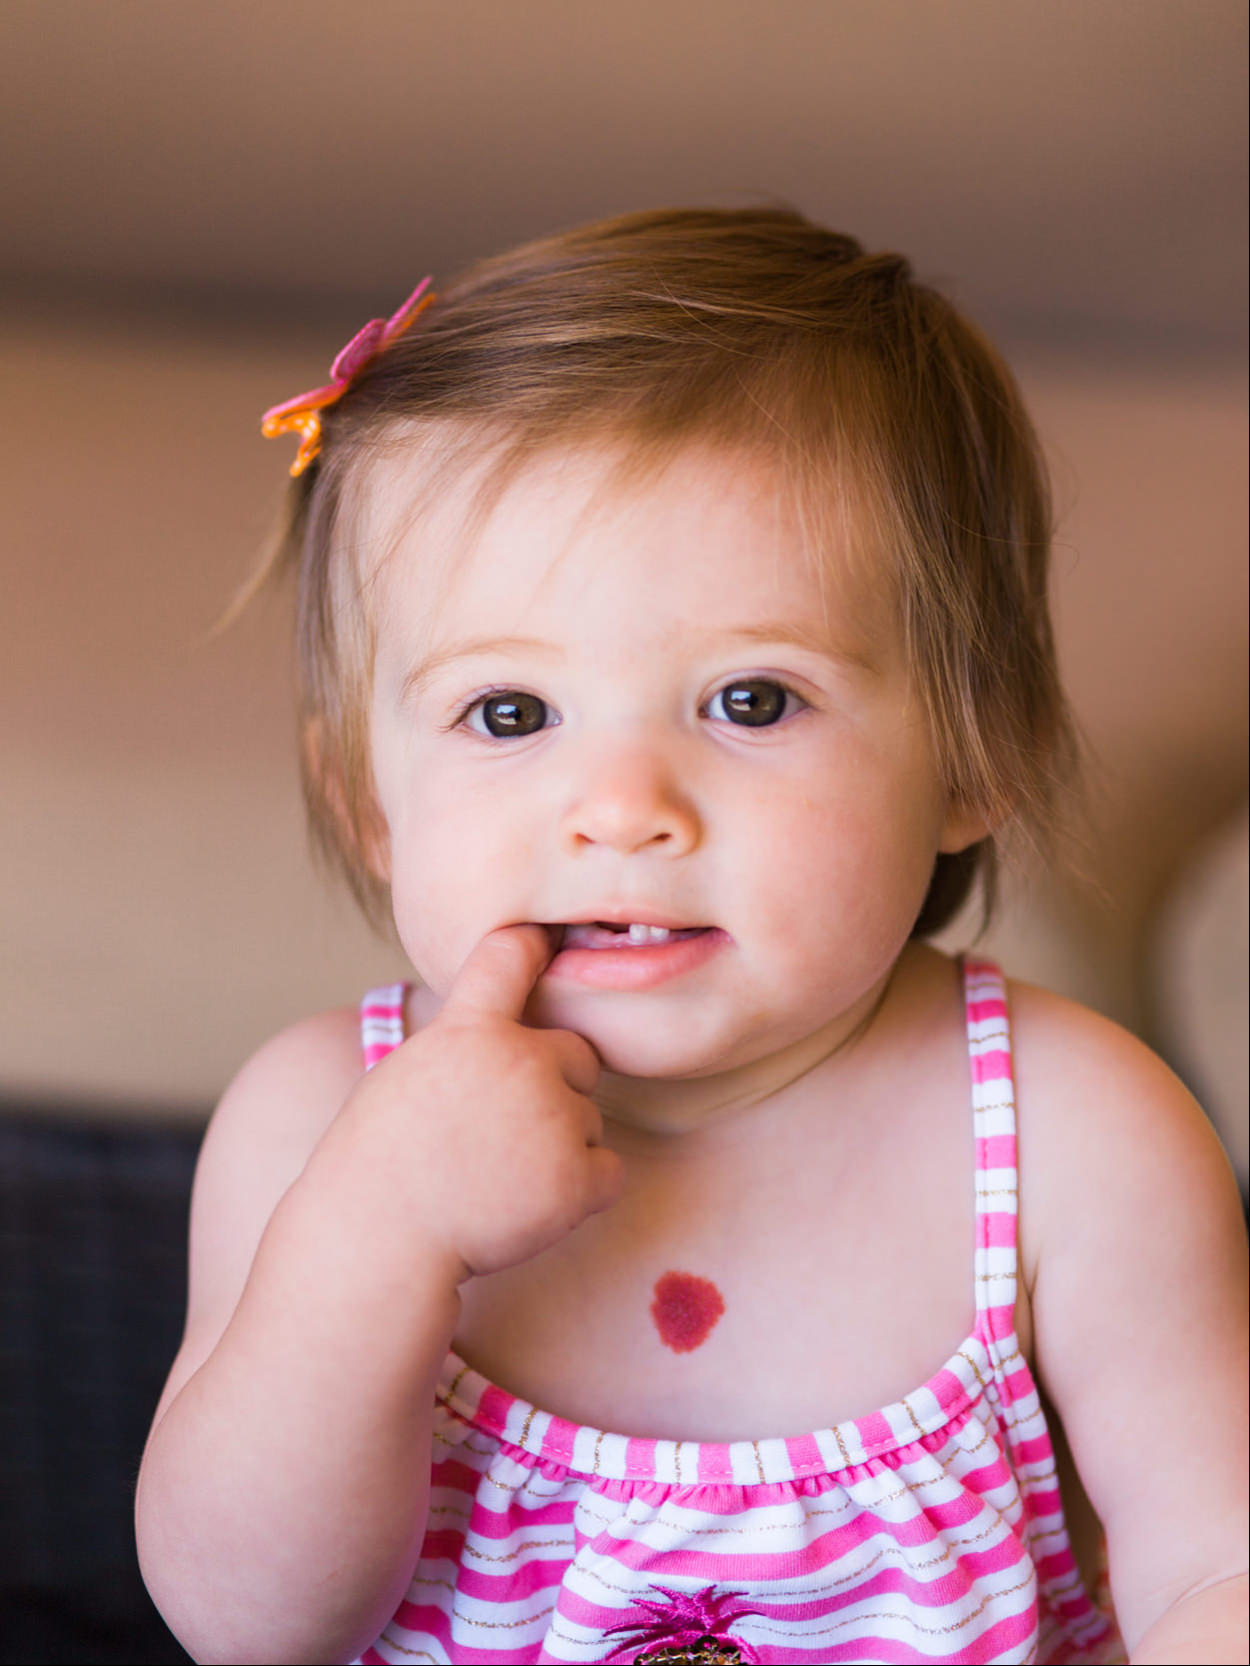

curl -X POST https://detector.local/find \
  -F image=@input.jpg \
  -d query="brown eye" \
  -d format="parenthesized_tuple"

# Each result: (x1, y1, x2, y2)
(709, 679, 794, 727)
(468, 691, 550, 738)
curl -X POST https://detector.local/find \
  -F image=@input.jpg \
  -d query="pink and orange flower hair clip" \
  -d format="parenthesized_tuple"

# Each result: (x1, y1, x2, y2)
(261, 277, 436, 476)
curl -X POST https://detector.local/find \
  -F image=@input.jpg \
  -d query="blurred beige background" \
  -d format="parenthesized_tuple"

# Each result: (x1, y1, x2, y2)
(1, 2, 1245, 1152)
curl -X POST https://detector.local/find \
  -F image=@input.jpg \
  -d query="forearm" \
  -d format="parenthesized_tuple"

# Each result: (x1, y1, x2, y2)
(1130, 1571, 1249, 1666)
(136, 1175, 462, 1665)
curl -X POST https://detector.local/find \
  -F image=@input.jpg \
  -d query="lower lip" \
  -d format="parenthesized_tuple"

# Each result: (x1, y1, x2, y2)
(545, 928, 731, 990)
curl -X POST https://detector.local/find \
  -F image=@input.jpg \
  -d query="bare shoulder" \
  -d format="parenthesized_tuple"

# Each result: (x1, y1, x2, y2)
(1006, 976, 1239, 1169)
(151, 1005, 367, 1422)
(195, 1003, 366, 1213)
(1005, 978, 1241, 1264)
(1002, 978, 1248, 1634)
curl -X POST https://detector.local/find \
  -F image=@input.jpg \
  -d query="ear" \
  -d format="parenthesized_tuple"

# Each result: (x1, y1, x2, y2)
(359, 802, 392, 884)
(301, 718, 392, 883)
(937, 793, 995, 855)
(354, 795, 392, 884)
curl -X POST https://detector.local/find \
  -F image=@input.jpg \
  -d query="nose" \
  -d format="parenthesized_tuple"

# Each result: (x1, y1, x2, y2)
(558, 741, 701, 858)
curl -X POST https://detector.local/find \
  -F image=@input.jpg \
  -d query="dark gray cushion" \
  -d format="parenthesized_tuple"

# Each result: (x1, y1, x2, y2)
(0, 1108, 200, 1664)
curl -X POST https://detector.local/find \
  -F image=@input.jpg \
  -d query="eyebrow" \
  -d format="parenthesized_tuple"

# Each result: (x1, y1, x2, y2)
(401, 621, 872, 699)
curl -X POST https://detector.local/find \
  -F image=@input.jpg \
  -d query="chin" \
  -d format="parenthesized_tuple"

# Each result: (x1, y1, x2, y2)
(530, 992, 734, 1079)
(595, 1041, 717, 1080)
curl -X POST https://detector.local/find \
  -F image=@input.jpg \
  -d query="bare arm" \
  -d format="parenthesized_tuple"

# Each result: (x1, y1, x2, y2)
(136, 1008, 463, 1665)
(1131, 1573, 1249, 1666)
(136, 927, 622, 1665)
(1013, 985, 1249, 1666)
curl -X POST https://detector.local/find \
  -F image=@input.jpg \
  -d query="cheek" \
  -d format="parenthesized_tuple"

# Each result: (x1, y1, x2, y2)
(386, 778, 534, 985)
(746, 767, 941, 947)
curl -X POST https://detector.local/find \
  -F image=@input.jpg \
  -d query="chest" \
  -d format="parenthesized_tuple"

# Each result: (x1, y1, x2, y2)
(454, 1061, 1018, 1442)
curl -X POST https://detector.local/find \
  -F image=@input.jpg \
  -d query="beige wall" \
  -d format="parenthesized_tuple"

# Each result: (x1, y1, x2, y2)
(1, 308, 1245, 1115)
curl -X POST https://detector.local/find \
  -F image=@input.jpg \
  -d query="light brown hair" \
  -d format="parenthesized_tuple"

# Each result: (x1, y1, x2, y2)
(256, 207, 1078, 934)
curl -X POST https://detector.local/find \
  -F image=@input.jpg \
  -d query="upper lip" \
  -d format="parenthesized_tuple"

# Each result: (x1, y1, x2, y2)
(547, 908, 709, 930)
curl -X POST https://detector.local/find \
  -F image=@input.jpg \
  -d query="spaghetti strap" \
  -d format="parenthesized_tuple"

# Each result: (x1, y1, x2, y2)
(963, 957, 1019, 1353)
(360, 982, 408, 1071)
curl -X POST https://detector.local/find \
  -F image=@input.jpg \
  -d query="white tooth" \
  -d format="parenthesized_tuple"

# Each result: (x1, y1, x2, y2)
(628, 923, 671, 944)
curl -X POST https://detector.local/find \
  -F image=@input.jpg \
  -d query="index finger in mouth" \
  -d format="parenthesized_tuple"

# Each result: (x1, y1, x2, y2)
(441, 923, 563, 1022)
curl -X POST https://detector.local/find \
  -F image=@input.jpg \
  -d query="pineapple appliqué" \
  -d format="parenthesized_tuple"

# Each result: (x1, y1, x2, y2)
(634, 1637, 743, 1665)
(603, 1584, 758, 1664)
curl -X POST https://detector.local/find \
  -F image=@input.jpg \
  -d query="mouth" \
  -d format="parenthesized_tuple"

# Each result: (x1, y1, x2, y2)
(552, 920, 713, 951)
(540, 917, 730, 990)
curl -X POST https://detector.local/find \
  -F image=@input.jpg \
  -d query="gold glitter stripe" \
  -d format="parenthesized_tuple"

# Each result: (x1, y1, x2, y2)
(957, 1349, 990, 1395)
(514, 1477, 568, 1501)
(546, 1617, 596, 1646)
(567, 1477, 1005, 1543)
(831, 1422, 853, 1466)
(463, 1536, 571, 1565)
(570, 1491, 860, 1535)
(447, 1604, 555, 1632)
(402, 1594, 555, 1634)
(576, 1559, 645, 1598)
(432, 1427, 496, 1459)
(378, 1632, 437, 1662)
(478, 1470, 522, 1494)
(956, 1422, 994, 1457)
(901, 1395, 926, 1438)
(444, 1363, 470, 1403)
(742, 1571, 1036, 1640)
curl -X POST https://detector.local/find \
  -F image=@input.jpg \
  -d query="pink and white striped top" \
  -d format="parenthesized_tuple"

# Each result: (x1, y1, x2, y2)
(355, 959, 1122, 1665)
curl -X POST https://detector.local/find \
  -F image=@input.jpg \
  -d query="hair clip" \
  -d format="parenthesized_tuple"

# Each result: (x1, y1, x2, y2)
(261, 277, 436, 476)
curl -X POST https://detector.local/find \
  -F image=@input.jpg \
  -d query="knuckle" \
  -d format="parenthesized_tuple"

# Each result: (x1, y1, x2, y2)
(447, 1014, 528, 1069)
(512, 1039, 555, 1088)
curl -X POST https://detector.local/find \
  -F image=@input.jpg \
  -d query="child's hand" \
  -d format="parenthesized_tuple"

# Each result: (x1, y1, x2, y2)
(335, 924, 624, 1283)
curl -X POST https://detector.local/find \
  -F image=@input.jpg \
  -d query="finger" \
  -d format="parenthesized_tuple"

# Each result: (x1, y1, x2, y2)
(541, 1028, 602, 1099)
(582, 1146, 626, 1216)
(575, 1091, 605, 1148)
(442, 923, 559, 1023)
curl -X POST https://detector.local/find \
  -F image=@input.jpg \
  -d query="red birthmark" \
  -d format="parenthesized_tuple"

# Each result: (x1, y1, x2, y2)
(650, 1270, 725, 1354)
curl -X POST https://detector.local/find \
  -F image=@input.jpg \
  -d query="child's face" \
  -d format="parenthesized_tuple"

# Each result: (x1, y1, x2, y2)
(366, 442, 980, 1098)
